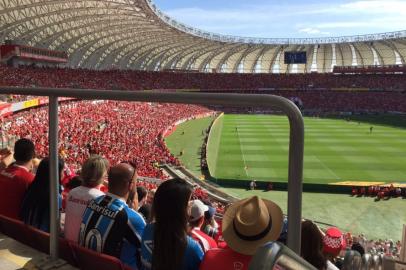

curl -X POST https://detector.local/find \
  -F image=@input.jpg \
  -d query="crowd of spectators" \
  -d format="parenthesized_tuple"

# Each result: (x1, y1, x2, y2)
(0, 64, 405, 269)
(0, 138, 403, 270)
(351, 185, 406, 200)
(210, 90, 406, 113)
(1, 64, 405, 92)
(1, 100, 212, 178)
(0, 94, 35, 103)
(1, 65, 405, 114)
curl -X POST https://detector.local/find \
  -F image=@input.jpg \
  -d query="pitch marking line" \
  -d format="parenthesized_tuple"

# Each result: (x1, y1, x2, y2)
(236, 126, 249, 177)
(314, 156, 341, 180)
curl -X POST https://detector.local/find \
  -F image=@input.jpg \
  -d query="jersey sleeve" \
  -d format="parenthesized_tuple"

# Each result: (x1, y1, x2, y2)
(186, 237, 204, 270)
(123, 208, 146, 268)
(124, 208, 146, 245)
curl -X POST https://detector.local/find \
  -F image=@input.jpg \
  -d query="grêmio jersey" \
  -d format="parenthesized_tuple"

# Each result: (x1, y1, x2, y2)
(79, 193, 146, 270)
(141, 223, 204, 270)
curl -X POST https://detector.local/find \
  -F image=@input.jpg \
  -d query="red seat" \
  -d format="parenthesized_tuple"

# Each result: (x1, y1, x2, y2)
(0, 215, 131, 270)
(70, 244, 131, 270)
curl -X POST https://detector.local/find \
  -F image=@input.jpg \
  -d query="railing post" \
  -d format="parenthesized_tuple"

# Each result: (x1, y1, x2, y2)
(49, 96, 59, 260)
(286, 110, 305, 254)
(0, 88, 306, 255)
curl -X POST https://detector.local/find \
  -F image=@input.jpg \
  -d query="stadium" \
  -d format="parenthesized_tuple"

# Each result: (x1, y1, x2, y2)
(0, 0, 405, 269)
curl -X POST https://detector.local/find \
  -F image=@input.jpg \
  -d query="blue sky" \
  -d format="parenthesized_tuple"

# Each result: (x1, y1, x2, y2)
(152, 0, 406, 38)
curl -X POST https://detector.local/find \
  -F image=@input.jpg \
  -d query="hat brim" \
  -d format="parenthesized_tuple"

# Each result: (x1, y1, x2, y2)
(222, 197, 283, 255)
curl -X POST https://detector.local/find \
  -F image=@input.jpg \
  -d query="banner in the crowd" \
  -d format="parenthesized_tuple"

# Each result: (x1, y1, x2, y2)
(4, 97, 76, 117)
(0, 103, 12, 117)
(23, 99, 39, 108)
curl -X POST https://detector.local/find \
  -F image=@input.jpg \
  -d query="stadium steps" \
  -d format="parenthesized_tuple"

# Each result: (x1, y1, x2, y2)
(0, 215, 132, 270)
(0, 233, 76, 270)
(162, 164, 238, 204)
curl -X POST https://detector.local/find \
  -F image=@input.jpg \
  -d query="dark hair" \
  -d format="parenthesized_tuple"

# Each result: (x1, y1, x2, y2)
(351, 242, 365, 256)
(139, 203, 152, 223)
(151, 178, 192, 270)
(137, 186, 148, 203)
(14, 138, 35, 163)
(301, 220, 327, 270)
(66, 176, 83, 190)
(20, 157, 64, 232)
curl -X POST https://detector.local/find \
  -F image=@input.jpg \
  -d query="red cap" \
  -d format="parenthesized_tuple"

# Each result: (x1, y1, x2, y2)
(323, 227, 346, 256)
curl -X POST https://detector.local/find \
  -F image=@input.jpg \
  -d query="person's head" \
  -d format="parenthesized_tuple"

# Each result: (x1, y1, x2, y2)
(139, 203, 152, 223)
(301, 220, 326, 270)
(277, 216, 289, 245)
(108, 162, 137, 200)
(189, 199, 209, 228)
(222, 196, 283, 256)
(34, 157, 65, 188)
(137, 186, 148, 207)
(20, 157, 65, 230)
(13, 138, 35, 165)
(80, 155, 109, 187)
(66, 176, 83, 190)
(203, 204, 216, 223)
(351, 242, 365, 257)
(323, 227, 346, 259)
(151, 178, 193, 270)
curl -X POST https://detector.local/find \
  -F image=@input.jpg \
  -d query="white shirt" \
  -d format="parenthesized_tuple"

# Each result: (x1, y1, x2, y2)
(64, 185, 104, 242)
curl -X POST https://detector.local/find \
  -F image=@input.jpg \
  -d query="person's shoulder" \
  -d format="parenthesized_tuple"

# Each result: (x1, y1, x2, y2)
(141, 223, 154, 240)
(187, 235, 204, 252)
(204, 248, 227, 256)
(87, 186, 105, 197)
(126, 207, 146, 225)
(199, 249, 235, 270)
(12, 166, 34, 182)
(68, 185, 84, 196)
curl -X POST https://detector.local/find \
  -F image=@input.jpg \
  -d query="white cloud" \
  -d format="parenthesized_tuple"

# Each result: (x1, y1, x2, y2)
(340, 0, 406, 14)
(159, 1, 406, 38)
(298, 28, 331, 35)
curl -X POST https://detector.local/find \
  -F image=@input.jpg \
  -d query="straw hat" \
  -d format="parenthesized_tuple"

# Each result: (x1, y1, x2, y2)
(222, 196, 283, 255)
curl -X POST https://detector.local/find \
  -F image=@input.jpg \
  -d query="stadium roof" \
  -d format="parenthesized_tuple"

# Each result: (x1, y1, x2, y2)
(1, 0, 406, 72)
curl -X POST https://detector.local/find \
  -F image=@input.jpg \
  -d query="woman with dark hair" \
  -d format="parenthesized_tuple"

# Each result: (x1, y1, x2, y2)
(20, 157, 65, 232)
(141, 178, 203, 270)
(301, 220, 327, 270)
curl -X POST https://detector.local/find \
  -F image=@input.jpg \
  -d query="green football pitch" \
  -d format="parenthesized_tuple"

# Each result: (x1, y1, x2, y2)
(164, 114, 406, 240)
(208, 114, 406, 184)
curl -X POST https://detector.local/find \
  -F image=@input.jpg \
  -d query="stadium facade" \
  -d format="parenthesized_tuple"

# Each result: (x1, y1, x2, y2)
(1, 0, 406, 73)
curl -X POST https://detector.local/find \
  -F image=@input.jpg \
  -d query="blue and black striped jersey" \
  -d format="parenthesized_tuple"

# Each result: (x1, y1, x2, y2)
(79, 193, 146, 269)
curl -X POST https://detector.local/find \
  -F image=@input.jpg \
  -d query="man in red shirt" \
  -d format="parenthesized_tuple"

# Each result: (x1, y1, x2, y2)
(0, 138, 35, 219)
(200, 196, 283, 270)
(189, 199, 218, 252)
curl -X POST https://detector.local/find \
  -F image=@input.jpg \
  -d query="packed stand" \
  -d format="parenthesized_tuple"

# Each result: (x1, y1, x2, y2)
(1, 66, 406, 113)
(1, 65, 406, 92)
(1, 100, 212, 178)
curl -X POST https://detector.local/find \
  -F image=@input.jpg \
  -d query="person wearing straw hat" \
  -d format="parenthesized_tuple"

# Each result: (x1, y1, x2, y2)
(200, 196, 283, 270)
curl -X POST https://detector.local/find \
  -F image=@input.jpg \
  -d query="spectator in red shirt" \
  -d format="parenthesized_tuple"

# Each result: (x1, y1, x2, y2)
(189, 199, 218, 252)
(0, 138, 35, 219)
(200, 196, 283, 270)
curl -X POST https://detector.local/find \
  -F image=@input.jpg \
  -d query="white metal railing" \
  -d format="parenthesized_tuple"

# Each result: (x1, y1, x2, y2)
(0, 86, 304, 259)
